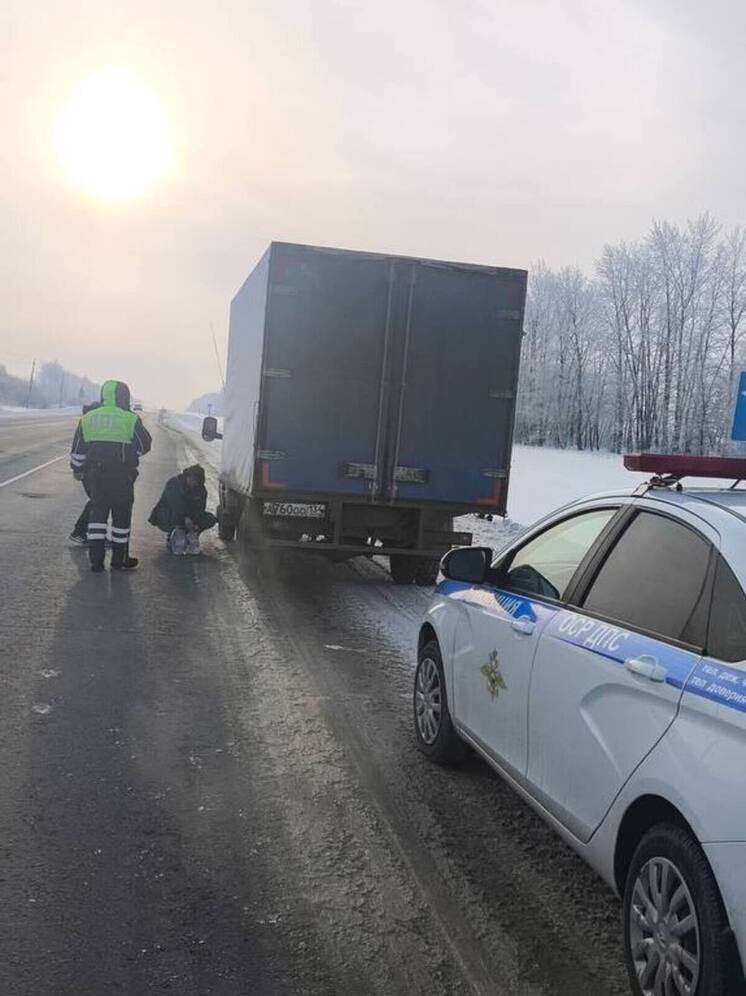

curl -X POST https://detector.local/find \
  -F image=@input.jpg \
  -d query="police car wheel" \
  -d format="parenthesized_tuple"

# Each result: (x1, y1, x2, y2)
(413, 640, 467, 764)
(623, 824, 733, 996)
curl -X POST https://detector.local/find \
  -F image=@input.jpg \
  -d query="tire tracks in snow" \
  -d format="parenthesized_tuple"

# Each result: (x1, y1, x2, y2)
(243, 554, 628, 996)
(256, 563, 509, 996)
(164, 421, 627, 995)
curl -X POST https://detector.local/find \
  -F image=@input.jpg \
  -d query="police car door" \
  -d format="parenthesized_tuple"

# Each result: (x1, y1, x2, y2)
(452, 507, 619, 781)
(526, 508, 715, 843)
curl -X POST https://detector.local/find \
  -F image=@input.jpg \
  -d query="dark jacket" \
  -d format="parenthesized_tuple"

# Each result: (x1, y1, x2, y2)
(70, 380, 151, 477)
(149, 468, 208, 530)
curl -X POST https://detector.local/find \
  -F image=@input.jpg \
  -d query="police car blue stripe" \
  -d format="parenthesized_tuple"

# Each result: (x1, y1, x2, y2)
(683, 659, 746, 713)
(436, 579, 475, 597)
(543, 608, 699, 691)
(436, 581, 698, 691)
(437, 583, 746, 713)
(436, 581, 548, 623)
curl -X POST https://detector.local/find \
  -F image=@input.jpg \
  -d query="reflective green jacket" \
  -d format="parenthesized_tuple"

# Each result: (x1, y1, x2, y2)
(80, 381, 138, 443)
(70, 380, 152, 474)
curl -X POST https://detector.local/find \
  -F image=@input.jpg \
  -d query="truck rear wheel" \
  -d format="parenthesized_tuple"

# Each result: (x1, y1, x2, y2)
(414, 558, 440, 587)
(238, 498, 268, 548)
(390, 554, 417, 584)
(217, 505, 236, 541)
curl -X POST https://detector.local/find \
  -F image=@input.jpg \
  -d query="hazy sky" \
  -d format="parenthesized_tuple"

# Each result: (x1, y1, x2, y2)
(2, 0, 744, 407)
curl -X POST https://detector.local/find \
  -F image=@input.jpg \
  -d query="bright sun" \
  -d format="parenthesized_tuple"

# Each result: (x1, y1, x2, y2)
(54, 66, 172, 202)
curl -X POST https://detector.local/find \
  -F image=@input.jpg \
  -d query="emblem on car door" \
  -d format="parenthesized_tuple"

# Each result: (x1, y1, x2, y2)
(480, 650, 507, 700)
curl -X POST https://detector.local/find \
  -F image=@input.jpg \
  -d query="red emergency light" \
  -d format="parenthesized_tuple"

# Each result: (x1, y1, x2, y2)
(624, 453, 746, 480)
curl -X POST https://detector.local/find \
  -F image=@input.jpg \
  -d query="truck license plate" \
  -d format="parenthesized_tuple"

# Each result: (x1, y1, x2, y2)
(262, 501, 326, 518)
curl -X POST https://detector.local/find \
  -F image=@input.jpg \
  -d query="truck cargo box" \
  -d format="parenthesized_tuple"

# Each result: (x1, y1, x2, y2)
(212, 242, 526, 583)
(221, 242, 525, 509)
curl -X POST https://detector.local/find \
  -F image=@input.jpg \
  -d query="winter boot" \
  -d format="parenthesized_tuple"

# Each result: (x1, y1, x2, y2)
(111, 540, 138, 571)
(111, 556, 139, 571)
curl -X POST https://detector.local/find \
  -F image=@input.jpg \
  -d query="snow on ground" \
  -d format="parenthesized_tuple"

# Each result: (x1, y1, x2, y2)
(166, 411, 223, 439)
(507, 445, 648, 523)
(459, 445, 648, 551)
(0, 405, 80, 418)
(163, 412, 222, 471)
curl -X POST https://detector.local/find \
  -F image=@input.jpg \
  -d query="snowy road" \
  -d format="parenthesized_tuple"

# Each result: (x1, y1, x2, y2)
(0, 417, 630, 995)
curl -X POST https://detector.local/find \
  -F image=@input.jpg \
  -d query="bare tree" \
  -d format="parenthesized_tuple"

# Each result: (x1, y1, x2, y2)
(515, 214, 746, 456)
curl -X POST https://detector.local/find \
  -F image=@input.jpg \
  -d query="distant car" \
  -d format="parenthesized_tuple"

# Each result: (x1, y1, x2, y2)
(133, 402, 143, 412)
(414, 454, 746, 996)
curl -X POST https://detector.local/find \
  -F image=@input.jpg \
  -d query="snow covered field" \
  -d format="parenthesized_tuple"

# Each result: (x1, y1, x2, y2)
(506, 445, 648, 523)
(463, 445, 647, 549)
(0, 405, 80, 418)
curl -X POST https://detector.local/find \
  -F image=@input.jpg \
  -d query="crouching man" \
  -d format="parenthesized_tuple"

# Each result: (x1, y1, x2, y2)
(148, 464, 217, 555)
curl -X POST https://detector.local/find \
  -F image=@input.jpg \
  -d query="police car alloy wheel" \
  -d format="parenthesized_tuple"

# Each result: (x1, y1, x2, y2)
(415, 654, 441, 745)
(624, 825, 733, 996)
(413, 641, 466, 764)
(629, 856, 699, 994)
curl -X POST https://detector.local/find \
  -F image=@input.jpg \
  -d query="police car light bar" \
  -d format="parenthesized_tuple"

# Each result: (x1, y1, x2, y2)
(624, 453, 746, 480)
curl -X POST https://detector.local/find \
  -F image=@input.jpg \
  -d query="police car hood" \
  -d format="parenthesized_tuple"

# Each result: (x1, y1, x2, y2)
(100, 380, 131, 409)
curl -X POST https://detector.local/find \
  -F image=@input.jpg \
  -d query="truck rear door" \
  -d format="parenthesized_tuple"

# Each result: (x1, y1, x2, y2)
(390, 262, 525, 513)
(258, 246, 391, 496)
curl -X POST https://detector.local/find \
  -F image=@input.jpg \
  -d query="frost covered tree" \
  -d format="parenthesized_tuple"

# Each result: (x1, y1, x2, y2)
(35, 361, 99, 408)
(515, 215, 746, 454)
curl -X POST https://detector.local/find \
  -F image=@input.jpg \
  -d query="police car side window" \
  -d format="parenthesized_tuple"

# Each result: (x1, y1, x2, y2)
(581, 512, 711, 647)
(503, 509, 616, 601)
(707, 556, 746, 663)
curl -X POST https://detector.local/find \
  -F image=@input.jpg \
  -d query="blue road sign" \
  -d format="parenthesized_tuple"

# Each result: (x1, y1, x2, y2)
(732, 372, 746, 440)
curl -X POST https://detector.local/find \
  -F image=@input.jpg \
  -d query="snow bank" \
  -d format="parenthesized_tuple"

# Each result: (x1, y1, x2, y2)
(166, 411, 223, 436)
(457, 445, 649, 551)
(166, 411, 204, 435)
(506, 445, 648, 524)
(163, 412, 222, 472)
(0, 405, 80, 419)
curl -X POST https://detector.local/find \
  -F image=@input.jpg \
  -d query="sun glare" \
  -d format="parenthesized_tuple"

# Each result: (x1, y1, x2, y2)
(54, 66, 172, 201)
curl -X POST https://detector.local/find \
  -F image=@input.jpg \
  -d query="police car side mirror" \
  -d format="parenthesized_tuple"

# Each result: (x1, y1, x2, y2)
(202, 416, 222, 442)
(441, 546, 492, 584)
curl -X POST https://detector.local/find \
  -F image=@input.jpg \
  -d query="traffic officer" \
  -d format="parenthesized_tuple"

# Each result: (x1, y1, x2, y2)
(69, 380, 152, 572)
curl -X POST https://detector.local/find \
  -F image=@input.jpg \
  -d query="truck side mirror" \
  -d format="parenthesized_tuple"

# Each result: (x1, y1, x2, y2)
(441, 546, 492, 584)
(202, 415, 223, 441)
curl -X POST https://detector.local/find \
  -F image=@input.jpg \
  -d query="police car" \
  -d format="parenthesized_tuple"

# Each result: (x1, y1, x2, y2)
(414, 455, 746, 996)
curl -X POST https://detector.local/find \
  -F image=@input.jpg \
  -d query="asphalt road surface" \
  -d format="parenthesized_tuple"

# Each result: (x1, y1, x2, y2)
(0, 413, 77, 487)
(0, 415, 631, 996)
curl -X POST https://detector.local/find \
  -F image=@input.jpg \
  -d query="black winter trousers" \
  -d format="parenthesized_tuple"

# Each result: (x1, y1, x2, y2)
(72, 476, 93, 538)
(86, 467, 135, 568)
